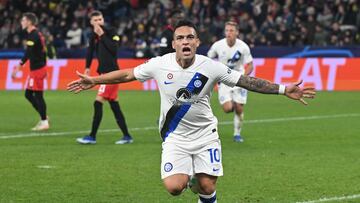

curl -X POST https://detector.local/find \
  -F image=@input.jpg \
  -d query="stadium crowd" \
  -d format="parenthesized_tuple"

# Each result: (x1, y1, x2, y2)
(1, 0, 359, 58)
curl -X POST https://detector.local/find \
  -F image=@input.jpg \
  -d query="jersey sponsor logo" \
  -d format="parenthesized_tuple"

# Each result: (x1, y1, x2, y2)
(176, 88, 192, 102)
(167, 73, 173, 79)
(164, 162, 173, 172)
(212, 168, 220, 172)
(26, 40, 35, 46)
(164, 81, 174, 85)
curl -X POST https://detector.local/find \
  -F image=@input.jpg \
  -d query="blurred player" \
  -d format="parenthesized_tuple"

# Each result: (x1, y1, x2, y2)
(12, 12, 49, 131)
(76, 10, 133, 145)
(208, 21, 254, 143)
(159, 9, 185, 56)
(68, 20, 315, 202)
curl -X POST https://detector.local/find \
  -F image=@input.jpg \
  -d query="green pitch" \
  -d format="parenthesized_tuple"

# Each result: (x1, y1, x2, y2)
(1, 90, 359, 203)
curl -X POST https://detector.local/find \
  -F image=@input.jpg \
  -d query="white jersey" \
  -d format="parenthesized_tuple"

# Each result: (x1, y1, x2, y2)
(134, 53, 241, 144)
(207, 38, 253, 74)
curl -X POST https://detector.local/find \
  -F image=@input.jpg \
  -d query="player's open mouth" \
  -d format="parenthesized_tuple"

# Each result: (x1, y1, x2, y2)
(182, 47, 191, 55)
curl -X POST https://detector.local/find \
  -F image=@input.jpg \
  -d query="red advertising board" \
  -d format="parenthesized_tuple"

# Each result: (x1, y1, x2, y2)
(1, 58, 359, 91)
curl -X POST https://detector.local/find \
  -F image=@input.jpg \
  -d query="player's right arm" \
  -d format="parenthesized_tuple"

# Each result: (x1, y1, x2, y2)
(85, 34, 95, 75)
(12, 33, 35, 78)
(68, 57, 159, 93)
(67, 69, 136, 93)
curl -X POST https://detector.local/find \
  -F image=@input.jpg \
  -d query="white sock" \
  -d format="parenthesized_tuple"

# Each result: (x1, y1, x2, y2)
(234, 113, 244, 136)
(198, 191, 217, 203)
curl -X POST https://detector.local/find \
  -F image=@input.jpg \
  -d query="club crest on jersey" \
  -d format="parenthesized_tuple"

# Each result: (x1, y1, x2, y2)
(167, 73, 173, 79)
(164, 162, 173, 172)
(194, 80, 202, 88)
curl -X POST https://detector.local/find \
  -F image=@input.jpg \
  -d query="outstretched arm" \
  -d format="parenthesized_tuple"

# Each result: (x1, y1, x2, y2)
(67, 69, 136, 93)
(236, 75, 316, 105)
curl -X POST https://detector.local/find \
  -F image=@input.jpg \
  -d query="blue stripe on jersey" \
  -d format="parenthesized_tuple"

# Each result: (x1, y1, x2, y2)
(164, 104, 191, 139)
(230, 50, 241, 63)
(161, 72, 209, 141)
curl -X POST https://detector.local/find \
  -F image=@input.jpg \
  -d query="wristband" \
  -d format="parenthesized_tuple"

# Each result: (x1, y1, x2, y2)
(278, 85, 286, 95)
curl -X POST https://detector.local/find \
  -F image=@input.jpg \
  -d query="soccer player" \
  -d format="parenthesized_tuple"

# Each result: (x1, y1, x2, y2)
(12, 12, 49, 131)
(68, 20, 315, 202)
(207, 21, 254, 143)
(159, 9, 185, 56)
(76, 10, 133, 145)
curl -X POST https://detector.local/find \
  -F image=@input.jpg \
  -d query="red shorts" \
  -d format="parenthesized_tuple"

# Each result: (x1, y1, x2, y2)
(26, 66, 47, 91)
(97, 84, 119, 101)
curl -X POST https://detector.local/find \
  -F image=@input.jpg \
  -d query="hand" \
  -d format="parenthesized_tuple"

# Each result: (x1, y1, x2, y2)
(285, 80, 316, 105)
(84, 68, 90, 76)
(67, 71, 96, 93)
(93, 24, 104, 36)
(12, 64, 22, 79)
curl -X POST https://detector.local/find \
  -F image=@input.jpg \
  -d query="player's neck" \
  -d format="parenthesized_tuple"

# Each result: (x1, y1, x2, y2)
(27, 26, 36, 33)
(226, 39, 236, 47)
(176, 56, 195, 69)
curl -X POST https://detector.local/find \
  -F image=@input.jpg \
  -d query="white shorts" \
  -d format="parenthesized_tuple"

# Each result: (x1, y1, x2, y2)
(161, 139, 223, 179)
(218, 83, 247, 105)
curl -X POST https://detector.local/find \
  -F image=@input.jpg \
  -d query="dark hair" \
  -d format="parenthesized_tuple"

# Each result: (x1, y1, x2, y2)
(89, 10, 102, 18)
(174, 20, 198, 36)
(170, 9, 184, 18)
(23, 12, 38, 25)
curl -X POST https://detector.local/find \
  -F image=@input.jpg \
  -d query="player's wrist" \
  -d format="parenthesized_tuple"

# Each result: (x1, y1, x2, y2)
(278, 84, 286, 95)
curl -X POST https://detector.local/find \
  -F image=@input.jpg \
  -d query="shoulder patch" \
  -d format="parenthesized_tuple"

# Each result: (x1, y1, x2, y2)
(26, 40, 35, 46)
(112, 35, 120, 41)
(160, 37, 168, 47)
(161, 37, 167, 43)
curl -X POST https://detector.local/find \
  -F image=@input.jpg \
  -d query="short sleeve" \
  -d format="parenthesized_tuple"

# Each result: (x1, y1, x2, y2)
(213, 61, 242, 87)
(133, 57, 159, 82)
(242, 43, 253, 64)
(207, 43, 218, 59)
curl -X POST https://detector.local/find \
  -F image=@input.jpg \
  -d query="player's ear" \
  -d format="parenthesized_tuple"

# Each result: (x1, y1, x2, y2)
(172, 39, 175, 49)
(195, 37, 200, 48)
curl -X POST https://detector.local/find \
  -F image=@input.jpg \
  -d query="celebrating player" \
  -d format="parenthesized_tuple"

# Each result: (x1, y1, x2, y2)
(208, 21, 254, 143)
(12, 12, 49, 131)
(68, 20, 315, 202)
(76, 10, 133, 145)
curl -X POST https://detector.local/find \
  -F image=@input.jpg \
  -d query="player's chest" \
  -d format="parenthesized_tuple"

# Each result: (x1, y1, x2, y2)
(157, 69, 212, 98)
(218, 48, 243, 63)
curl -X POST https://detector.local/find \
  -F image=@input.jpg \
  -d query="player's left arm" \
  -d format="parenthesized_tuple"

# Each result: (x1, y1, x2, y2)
(244, 61, 253, 75)
(236, 75, 316, 105)
(243, 43, 253, 75)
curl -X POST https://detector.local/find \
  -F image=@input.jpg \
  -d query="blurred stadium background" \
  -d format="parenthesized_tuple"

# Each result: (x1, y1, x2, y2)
(1, 0, 360, 203)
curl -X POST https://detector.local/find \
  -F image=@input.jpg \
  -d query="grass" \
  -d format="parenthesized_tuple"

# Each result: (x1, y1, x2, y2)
(0, 90, 359, 203)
